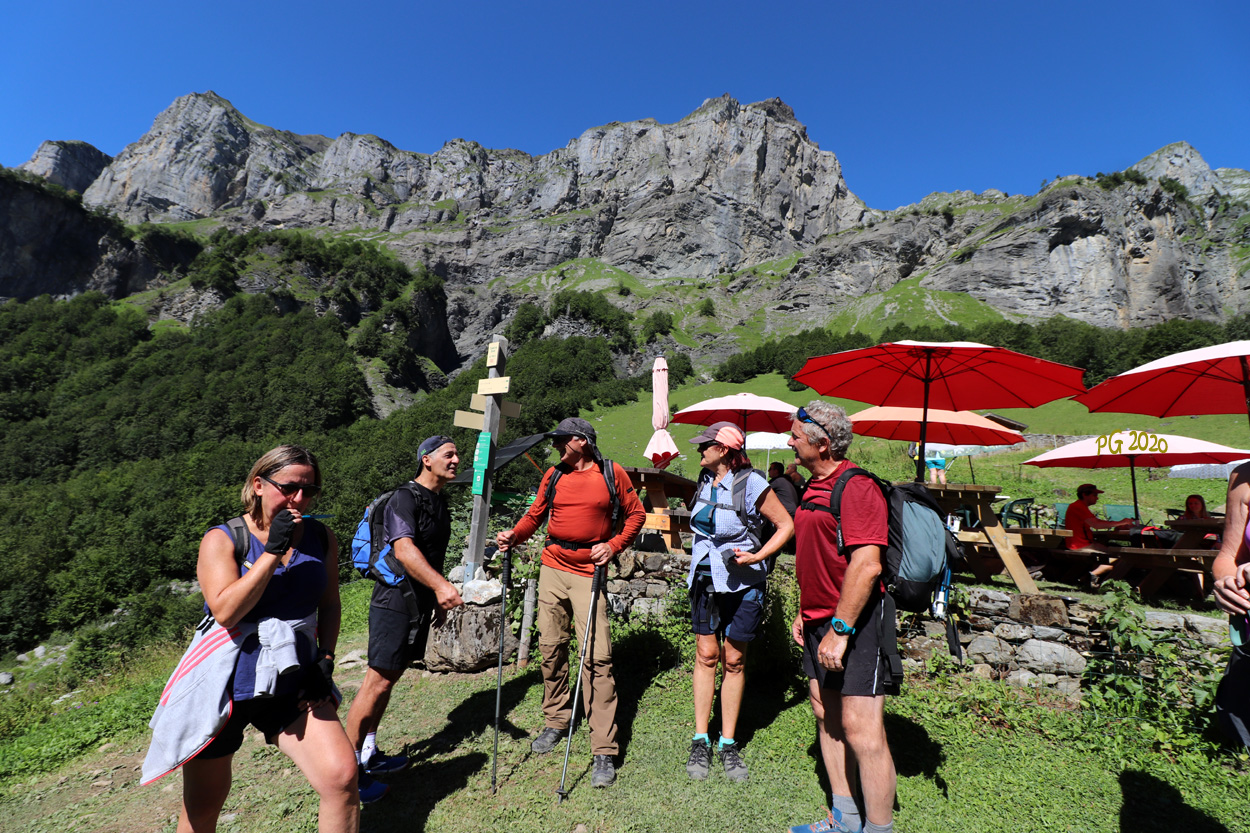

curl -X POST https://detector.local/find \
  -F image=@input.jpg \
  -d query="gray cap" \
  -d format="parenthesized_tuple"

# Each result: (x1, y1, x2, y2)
(545, 417, 597, 443)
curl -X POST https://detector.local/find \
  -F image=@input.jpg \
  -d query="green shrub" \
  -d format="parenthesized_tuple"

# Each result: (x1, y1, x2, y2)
(1160, 176, 1190, 200)
(698, 298, 715, 317)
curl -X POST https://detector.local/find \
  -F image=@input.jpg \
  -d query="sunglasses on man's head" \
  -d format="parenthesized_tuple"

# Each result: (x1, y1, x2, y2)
(796, 407, 833, 443)
(261, 474, 322, 498)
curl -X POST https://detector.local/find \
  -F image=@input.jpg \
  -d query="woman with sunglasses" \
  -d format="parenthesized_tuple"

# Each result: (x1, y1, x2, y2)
(683, 422, 793, 783)
(145, 445, 358, 832)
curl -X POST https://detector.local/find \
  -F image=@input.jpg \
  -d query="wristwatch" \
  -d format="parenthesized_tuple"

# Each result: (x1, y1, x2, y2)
(830, 617, 856, 636)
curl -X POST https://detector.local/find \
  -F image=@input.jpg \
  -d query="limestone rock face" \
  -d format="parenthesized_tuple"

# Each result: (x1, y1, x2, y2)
(19, 140, 112, 194)
(1131, 142, 1224, 198)
(84, 91, 330, 222)
(0, 175, 161, 300)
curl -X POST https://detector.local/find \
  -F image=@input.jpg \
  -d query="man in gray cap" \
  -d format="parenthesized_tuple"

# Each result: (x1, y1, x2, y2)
(345, 435, 464, 802)
(496, 417, 646, 787)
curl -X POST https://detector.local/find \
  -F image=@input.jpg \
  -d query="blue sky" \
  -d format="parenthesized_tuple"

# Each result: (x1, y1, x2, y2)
(2, 0, 1246, 210)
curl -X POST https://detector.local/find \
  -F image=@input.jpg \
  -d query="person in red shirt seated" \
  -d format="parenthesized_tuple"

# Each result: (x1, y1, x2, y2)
(1065, 483, 1133, 586)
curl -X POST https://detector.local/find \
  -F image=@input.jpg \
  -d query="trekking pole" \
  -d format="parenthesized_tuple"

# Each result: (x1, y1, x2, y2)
(491, 544, 511, 795)
(556, 563, 605, 803)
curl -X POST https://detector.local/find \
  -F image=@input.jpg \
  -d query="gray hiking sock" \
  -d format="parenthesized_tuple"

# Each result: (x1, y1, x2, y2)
(863, 821, 893, 833)
(832, 794, 862, 832)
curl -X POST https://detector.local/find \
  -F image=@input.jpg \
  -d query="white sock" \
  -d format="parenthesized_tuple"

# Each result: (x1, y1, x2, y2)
(361, 732, 377, 765)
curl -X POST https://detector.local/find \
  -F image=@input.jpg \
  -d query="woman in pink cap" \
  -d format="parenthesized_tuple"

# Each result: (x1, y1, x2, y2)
(682, 421, 793, 784)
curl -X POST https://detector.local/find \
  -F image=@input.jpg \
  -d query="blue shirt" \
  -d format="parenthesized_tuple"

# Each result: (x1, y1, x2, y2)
(686, 469, 770, 592)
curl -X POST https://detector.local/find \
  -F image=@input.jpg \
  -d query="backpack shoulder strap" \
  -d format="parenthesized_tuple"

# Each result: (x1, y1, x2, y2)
(601, 459, 621, 528)
(541, 465, 570, 518)
(226, 516, 250, 567)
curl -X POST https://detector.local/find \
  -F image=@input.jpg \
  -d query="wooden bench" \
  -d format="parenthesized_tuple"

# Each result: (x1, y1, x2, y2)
(1103, 546, 1218, 597)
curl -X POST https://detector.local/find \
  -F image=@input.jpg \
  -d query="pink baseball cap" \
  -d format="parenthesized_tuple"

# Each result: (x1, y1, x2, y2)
(688, 421, 745, 450)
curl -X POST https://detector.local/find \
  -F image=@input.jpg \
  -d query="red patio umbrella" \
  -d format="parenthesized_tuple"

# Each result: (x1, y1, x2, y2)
(1075, 340, 1250, 429)
(848, 406, 1025, 446)
(1023, 431, 1250, 517)
(671, 391, 797, 433)
(794, 340, 1086, 480)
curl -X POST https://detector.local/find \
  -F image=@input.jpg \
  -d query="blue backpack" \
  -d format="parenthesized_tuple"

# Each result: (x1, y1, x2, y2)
(350, 483, 423, 586)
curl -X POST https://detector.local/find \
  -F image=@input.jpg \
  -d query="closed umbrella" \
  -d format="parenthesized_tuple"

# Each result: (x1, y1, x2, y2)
(643, 357, 679, 469)
(672, 391, 797, 433)
(1023, 431, 1250, 517)
(795, 340, 1086, 480)
(1075, 340, 1250, 429)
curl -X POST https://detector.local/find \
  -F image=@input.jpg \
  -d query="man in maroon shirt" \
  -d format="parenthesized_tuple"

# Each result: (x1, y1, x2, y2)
(786, 401, 897, 833)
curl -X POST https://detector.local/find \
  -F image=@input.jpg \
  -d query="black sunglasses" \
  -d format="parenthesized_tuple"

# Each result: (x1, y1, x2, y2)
(697, 441, 717, 452)
(261, 474, 322, 498)
(796, 407, 834, 443)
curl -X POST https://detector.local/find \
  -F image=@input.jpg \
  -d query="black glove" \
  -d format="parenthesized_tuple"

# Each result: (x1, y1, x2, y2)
(300, 649, 335, 702)
(264, 509, 297, 555)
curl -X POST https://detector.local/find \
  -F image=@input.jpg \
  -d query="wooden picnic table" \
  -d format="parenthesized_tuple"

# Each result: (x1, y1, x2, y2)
(1166, 517, 1223, 550)
(1102, 546, 1219, 597)
(622, 466, 697, 553)
(924, 483, 1040, 595)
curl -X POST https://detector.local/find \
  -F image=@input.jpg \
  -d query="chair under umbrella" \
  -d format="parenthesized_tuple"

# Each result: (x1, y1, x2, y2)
(794, 340, 1086, 481)
(1075, 340, 1250, 430)
(671, 391, 797, 433)
(1023, 431, 1250, 518)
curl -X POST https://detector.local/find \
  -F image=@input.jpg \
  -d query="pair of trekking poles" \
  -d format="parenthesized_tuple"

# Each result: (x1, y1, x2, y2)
(492, 545, 605, 803)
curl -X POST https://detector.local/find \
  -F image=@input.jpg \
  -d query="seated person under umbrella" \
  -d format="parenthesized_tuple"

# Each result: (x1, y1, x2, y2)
(1065, 483, 1133, 586)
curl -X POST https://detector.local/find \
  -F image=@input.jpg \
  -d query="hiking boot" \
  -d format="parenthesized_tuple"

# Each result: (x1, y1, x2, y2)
(685, 737, 711, 780)
(719, 741, 748, 782)
(591, 754, 616, 788)
(788, 808, 856, 833)
(357, 766, 389, 805)
(531, 726, 564, 754)
(363, 749, 409, 775)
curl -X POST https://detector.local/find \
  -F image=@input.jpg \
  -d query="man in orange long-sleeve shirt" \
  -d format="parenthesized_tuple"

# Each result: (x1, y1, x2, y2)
(497, 417, 645, 788)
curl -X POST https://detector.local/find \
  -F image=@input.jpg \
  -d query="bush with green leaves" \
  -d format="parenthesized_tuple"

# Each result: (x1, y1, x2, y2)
(641, 310, 674, 344)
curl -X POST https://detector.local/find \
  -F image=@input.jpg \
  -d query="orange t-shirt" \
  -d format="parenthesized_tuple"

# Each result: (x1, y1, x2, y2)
(511, 461, 646, 576)
(1065, 500, 1097, 549)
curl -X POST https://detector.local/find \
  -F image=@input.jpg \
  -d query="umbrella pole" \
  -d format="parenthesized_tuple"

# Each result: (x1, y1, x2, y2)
(1129, 458, 1140, 519)
(916, 351, 933, 483)
(968, 455, 976, 484)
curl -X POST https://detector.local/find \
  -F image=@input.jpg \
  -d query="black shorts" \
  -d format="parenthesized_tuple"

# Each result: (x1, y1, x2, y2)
(368, 604, 433, 672)
(199, 694, 304, 758)
(801, 593, 899, 696)
(1217, 644, 1250, 748)
(689, 574, 765, 643)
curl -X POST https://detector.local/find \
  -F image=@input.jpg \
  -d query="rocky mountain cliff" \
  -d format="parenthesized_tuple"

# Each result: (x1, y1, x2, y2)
(9, 92, 1250, 368)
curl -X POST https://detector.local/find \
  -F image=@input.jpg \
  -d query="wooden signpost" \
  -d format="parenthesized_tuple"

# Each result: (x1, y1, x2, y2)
(455, 335, 522, 588)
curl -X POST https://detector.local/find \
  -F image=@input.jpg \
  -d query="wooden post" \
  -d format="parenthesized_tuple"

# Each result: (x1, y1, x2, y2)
(517, 577, 537, 667)
(461, 335, 510, 589)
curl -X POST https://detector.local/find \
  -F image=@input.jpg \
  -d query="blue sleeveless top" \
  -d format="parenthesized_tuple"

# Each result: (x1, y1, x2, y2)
(207, 520, 329, 700)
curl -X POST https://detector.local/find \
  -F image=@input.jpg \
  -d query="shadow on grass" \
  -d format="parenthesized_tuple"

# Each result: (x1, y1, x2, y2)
(1118, 770, 1229, 833)
(406, 668, 539, 764)
(884, 712, 947, 797)
(361, 750, 488, 833)
(791, 708, 948, 804)
(613, 628, 683, 761)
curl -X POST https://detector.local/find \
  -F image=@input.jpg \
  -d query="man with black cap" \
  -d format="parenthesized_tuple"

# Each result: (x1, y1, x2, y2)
(344, 435, 464, 803)
(496, 417, 646, 788)
(1065, 483, 1134, 587)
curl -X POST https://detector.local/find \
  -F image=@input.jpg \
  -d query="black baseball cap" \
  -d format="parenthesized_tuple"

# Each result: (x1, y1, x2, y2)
(545, 417, 597, 443)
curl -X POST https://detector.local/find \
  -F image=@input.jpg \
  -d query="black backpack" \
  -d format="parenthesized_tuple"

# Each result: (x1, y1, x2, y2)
(800, 467, 962, 615)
